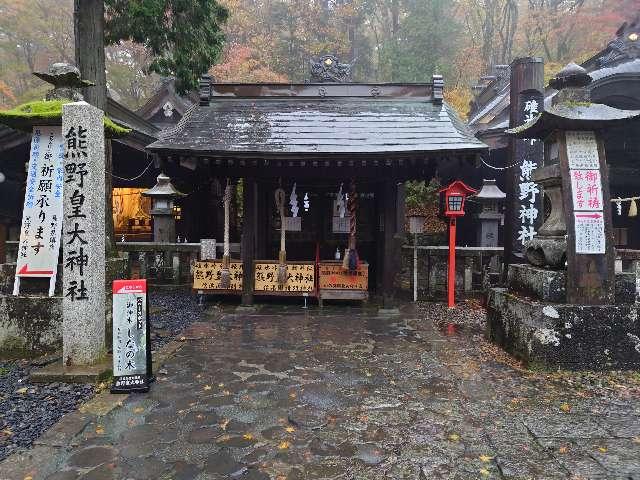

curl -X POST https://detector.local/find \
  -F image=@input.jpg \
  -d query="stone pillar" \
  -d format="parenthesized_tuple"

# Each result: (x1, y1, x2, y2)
(62, 102, 106, 366)
(504, 57, 545, 267)
(241, 178, 256, 306)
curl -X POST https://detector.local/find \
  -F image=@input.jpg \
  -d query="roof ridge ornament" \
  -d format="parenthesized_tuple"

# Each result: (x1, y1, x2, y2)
(598, 14, 640, 68)
(310, 55, 352, 83)
(550, 63, 592, 106)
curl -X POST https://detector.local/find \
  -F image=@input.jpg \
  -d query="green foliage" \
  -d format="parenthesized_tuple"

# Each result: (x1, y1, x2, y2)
(406, 178, 441, 211)
(104, 0, 229, 95)
(376, 0, 460, 82)
(0, 100, 131, 137)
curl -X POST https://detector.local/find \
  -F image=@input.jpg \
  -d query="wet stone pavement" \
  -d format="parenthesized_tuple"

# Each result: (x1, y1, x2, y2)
(2, 302, 640, 480)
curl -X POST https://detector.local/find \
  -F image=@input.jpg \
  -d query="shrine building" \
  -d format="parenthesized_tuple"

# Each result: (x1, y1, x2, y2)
(146, 62, 487, 307)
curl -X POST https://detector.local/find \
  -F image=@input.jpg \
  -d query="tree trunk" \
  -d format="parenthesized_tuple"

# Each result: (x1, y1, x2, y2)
(74, 0, 116, 256)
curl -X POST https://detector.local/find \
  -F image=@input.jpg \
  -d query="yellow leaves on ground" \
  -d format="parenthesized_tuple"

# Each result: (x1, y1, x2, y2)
(479, 468, 490, 476)
(218, 383, 225, 388)
(243, 433, 254, 440)
(448, 433, 460, 442)
(1, 428, 13, 437)
(16, 387, 28, 394)
(220, 419, 230, 431)
(285, 426, 295, 433)
(278, 440, 291, 450)
(559, 445, 569, 454)
(203, 384, 212, 391)
(559, 403, 572, 413)
(133, 407, 144, 414)
(179, 336, 186, 341)
(597, 446, 608, 453)
(95, 425, 105, 435)
(479, 454, 493, 463)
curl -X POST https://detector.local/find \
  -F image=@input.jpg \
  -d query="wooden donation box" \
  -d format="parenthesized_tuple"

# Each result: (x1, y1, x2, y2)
(254, 261, 315, 295)
(193, 260, 243, 293)
(318, 261, 369, 304)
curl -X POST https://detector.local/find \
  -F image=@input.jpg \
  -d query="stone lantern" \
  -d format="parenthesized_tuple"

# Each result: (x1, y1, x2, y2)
(142, 173, 185, 243)
(472, 179, 506, 247)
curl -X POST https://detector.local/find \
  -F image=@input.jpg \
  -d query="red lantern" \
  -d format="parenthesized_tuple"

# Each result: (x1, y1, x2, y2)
(439, 181, 478, 308)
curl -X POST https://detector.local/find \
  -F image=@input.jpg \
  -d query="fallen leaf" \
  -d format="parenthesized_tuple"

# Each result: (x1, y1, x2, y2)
(560, 403, 572, 413)
(133, 407, 144, 414)
(448, 433, 460, 442)
(1, 428, 13, 436)
(95, 425, 105, 435)
(285, 426, 295, 433)
(243, 433, 254, 440)
(633, 437, 640, 444)
(220, 419, 230, 431)
(479, 468, 490, 476)
(23, 477, 33, 480)
(479, 455, 493, 463)
(16, 387, 28, 394)
(559, 445, 569, 454)
(218, 383, 225, 388)
(127, 418, 136, 426)
(278, 441, 291, 450)
(179, 336, 186, 341)
(203, 385, 212, 391)
(598, 446, 607, 453)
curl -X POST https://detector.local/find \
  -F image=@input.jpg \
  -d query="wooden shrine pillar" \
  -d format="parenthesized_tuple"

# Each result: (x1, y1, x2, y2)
(382, 179, 402, 308)
(255, 181, 268, 260)
(241, 178, 257, 306)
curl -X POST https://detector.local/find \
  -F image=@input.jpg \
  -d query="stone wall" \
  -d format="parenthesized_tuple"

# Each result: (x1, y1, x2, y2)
(398, 243, 504, 301)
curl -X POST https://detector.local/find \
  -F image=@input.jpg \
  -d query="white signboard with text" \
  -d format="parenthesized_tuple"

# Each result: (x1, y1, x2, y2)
(14, 126, 64, 296)
(574, 213, 606, 254)
(566, 131, 600, 170)
(570, 169, 603, 212)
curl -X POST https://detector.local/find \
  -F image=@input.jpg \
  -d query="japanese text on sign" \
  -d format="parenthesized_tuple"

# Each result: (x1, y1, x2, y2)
(570, 170, 602, 211)
(319, 263, 368, 290)
(15, 126, 64, 279)
(112, 280, 149, 391)
(515, 96, 542, 246)
(193, 261, 243, 291)
(254, 263, 315, 293)
(566, 131, 600, 170)
(574, 213, 606, 254)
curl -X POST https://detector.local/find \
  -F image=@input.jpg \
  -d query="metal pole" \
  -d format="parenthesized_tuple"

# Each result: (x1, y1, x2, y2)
(413, 233, 418, 302)
(448, 218, 457, 308)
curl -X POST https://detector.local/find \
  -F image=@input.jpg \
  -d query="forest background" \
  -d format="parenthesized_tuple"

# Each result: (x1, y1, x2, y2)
(0, 0, 636, 118)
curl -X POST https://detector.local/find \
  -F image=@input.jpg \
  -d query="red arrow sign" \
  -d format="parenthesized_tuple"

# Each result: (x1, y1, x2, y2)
(575, 213, 603, 219)
(17, 264, 54, 276)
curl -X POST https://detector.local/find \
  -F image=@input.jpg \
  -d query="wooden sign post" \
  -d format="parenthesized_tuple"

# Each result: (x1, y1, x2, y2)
(557, 130, 615, 304)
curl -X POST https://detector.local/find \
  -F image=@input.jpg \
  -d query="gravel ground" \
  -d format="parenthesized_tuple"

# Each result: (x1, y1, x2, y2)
(148, 290, 204, 350)
(0, 362, 94, 461)
(0, 291, 203, 462)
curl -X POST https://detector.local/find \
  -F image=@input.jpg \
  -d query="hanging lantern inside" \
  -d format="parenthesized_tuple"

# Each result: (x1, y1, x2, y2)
(629, 199, 638, 218)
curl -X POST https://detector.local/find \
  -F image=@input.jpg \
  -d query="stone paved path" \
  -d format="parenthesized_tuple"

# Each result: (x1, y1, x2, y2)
(2, 304, 640, 479)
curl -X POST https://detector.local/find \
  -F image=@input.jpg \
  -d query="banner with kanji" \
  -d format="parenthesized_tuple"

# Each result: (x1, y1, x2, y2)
(15, 126, 64, 280)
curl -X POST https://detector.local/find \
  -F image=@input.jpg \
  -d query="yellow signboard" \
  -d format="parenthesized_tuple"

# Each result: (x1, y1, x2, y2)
(193, 261, 243, 291)
(254, 262, 315, 294)
(319, 263, 368, 290)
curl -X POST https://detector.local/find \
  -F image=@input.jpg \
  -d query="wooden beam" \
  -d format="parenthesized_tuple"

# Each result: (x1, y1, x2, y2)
(242, 178, 257, 306)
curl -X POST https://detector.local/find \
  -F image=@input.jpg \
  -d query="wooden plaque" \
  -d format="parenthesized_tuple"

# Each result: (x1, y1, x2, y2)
(193, 260, 243, 291)
(254, 261, 315, 294)
(319, 262, 368, 291)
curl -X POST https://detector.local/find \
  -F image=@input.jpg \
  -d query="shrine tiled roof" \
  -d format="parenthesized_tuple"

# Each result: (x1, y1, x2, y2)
(147, 83, 487, 157)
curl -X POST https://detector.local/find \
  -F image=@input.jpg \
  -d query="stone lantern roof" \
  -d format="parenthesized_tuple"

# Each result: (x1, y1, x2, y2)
(507, 62, 640, 139)
(473, 179, 506, 200)
(141, 172, 185, 199)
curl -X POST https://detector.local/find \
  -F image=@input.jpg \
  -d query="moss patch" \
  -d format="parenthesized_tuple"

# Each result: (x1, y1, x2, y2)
(0, 99, 131, 138)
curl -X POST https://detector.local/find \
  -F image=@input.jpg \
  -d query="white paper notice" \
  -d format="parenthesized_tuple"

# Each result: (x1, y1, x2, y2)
(570, 169, 603, 211)
(566, 131, 600, 170)
(15, 126, 64, 279)
(574, 212, 606, 254)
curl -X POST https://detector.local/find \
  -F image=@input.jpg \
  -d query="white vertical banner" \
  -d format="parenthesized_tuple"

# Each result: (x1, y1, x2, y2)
(13, 126, 64, 297)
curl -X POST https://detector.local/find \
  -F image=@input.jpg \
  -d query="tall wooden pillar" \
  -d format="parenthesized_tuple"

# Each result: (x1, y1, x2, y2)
(241, 178, 256, 306)
(382, 179, 401, 308)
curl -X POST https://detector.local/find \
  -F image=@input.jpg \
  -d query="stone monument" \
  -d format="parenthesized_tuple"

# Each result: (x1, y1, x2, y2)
(487, 63, 640, 369)
(62, 101, 106, 366)
(472, 179, 506, 248)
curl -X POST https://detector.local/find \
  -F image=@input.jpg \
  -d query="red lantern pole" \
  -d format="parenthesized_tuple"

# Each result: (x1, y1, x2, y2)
(448, 217, 457, 308)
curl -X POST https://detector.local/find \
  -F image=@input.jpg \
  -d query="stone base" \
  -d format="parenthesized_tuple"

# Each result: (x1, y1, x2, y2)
(0, 294, 62, 358)
(487, 288, 640, 370)
(508, 264, 566, 302)
(30, 357, 112, 384)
